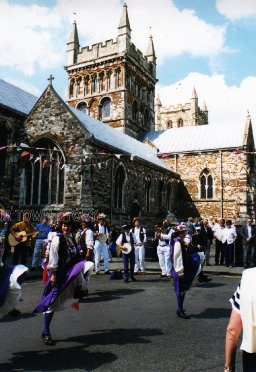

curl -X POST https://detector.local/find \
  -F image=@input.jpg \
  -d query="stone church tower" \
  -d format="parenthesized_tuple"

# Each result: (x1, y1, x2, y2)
(65, 3, 157, 138)
(155, 87, 208, 131)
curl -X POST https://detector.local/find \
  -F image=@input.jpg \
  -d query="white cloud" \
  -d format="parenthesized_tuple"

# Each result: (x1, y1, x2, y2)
(4, 78, 41, 96)
(216, 0, 256, 20)
(0, 0, 63, 76)
(157, 73, 256, 126)
(57, 0, 227, 64)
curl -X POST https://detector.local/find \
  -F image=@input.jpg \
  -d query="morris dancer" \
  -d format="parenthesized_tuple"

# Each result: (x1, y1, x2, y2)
(94, 214, 109, 275)
(0, 264, 28, 317)
(131, 217, 147, 274)
(116, 224, 136, 283)
(34, 214, 94, 345)
(170, 225, 201, 319)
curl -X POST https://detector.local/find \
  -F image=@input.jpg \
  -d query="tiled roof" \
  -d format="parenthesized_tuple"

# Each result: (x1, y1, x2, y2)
(69, 106, 169, 170)
(0, 78, 38, 116)
(143, 124, 246, 154)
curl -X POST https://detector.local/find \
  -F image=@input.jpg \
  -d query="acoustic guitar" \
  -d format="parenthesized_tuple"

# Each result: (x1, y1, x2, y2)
(8, 229, 45, 247)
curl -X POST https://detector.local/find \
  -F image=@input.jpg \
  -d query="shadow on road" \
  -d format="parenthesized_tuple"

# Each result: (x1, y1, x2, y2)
(63, 327, 163, 346)
(192, 307, 231, 319)
(82, 288, 145, 303)
(0, 312, 36, 323)
(0, 328, 162, 371)
(0, 345, 117, 372)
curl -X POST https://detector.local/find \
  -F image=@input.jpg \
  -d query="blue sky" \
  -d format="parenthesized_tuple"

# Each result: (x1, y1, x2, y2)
(1, 0, 256, 126)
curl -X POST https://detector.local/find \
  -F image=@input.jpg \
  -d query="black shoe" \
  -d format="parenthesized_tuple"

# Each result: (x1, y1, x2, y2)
(124, 279, 129, 283)
(79, 289, 88, 299)
(130, 276, 136, 281)
(8, 309, 21, 317)
(198, 275, 212, 283)
(176, 310, 190, 319)
(42, 333, 55, 346)
(160, 274, 166, 278)
(104, 271, 110, 275)
(95, 271, 100, 275)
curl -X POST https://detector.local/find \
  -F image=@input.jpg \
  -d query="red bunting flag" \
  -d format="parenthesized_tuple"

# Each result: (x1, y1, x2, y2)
(21, 151, 30, 157)
(161, 153, 170, 158)
(71, 302, 80, 311)
(0, 146, 7, 151)
(235, 149, 244, 155)
(68, 146, 76, 153)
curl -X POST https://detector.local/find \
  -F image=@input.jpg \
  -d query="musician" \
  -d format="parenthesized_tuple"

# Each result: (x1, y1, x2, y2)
(75, 218, 94, 262)
(116, 224, 136, 283)
(31, 216, 52, 271)
(131, 217, 147, 275)
(34, 214, 94, 345)
(9, 212, 36, 266)
(155, 219, 172, 278)
(94, 213, 109, 275)
(170, 225, 201, 319)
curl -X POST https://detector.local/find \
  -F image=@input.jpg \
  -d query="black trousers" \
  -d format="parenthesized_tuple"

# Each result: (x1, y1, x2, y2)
(243, 351, 256, 372)
(243, 242, 255, 268)
(215, 239, 225, 265)
(12, 243, 28, 265)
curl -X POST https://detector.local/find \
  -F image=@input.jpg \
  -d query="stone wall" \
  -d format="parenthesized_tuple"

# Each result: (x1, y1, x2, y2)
(23, 85, 179, 229)
(164, 150, 253, 219)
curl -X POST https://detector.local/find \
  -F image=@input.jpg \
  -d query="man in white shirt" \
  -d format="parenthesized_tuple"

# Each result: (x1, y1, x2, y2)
(155, 219, 172, 278)
(223, 220, 237, 268)
(94, 214, 109, 274)
(131, 217, 147, 275)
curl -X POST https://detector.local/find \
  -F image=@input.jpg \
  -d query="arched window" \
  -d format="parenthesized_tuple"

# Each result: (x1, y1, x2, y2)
(145, 176, 152, 212)
(77, 102, 87, 114)
(91, 75, 97, 93)
(166, 182, 172, 212)
(167, 121, 172, 129)
(100, 98, 111, 119)
(0, 123, 8, 176)
(69, 79, 75, 98)
(177, 118, 183, 128)
(106, 72, 112, 91)
(144, 109, 149, 128)
(24, 139, 65, 206)
(200, 168, 213, 199)
(114, 166, 126, 209)
(132, 101, 138, 122)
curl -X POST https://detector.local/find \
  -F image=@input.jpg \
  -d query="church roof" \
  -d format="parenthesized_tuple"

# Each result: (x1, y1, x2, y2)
(143, 123, 246, 154)
(0, 78, 38, 116)
(69, 106, 169, 171)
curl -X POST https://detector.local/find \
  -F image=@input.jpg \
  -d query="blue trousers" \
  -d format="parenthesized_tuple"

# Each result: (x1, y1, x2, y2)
(122, 251, 135, 280)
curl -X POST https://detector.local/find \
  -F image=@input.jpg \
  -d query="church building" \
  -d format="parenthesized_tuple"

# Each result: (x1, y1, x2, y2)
(0, 2, 255, 223)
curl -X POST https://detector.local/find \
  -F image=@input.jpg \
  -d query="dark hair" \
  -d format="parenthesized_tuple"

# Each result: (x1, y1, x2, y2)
(226, 220, 232, 226)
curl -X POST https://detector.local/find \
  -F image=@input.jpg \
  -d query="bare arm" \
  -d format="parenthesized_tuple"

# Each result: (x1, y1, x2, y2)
(225, 309, 243, 370)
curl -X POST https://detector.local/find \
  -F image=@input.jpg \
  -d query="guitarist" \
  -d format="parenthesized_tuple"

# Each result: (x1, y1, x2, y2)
(9, 212, 36, 265)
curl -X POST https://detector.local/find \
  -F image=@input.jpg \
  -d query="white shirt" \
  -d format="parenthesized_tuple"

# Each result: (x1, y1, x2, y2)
(47, 234, 76, 270)
(223, 227, 237, 244)
(76, 228, 94, 249)
(131, 226, 147, 246)
(247, 225, 252, 238)
(173, 240, 184, 276)
(158, 228, 173, 246)
(116, 232, 134, 246)
(97, 224, 109, 239)
(231, 268, 256, 353)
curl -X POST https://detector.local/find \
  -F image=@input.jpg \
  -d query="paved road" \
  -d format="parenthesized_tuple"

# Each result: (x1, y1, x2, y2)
(0, 274, 242, 372)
